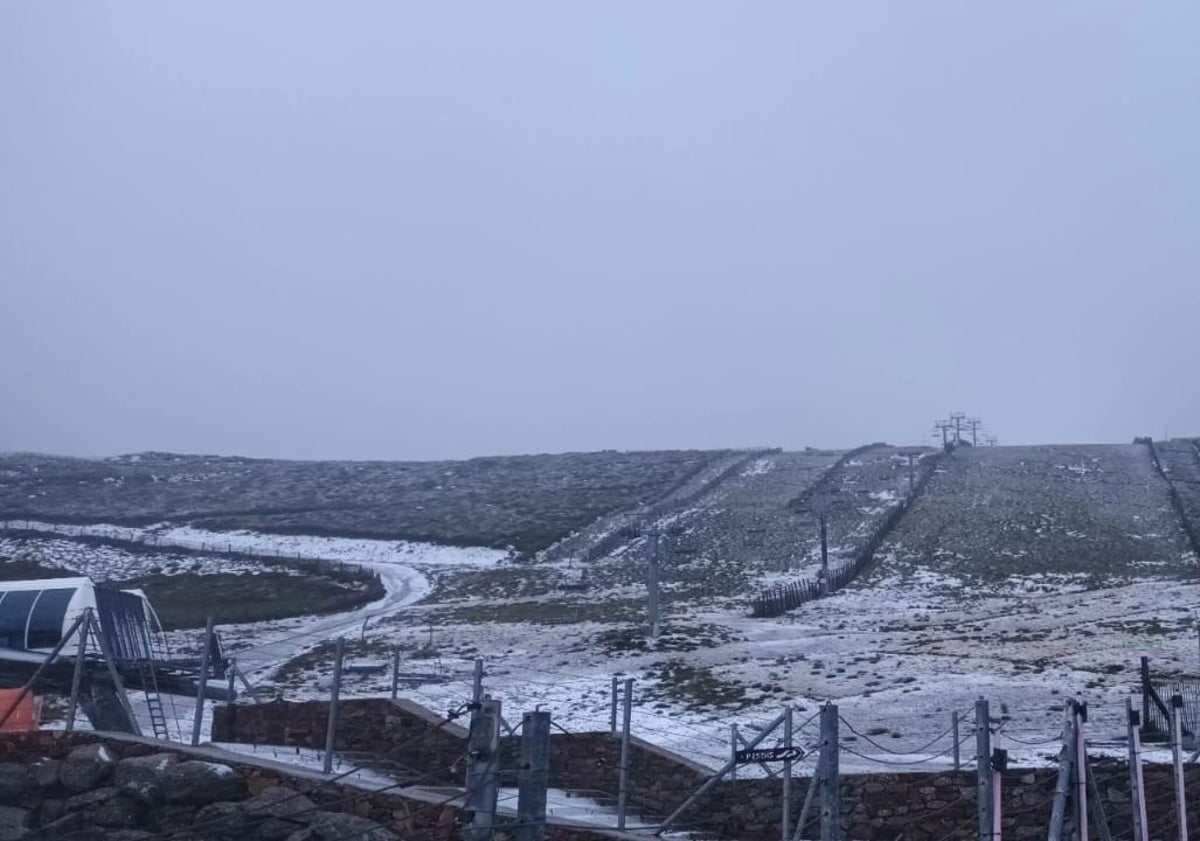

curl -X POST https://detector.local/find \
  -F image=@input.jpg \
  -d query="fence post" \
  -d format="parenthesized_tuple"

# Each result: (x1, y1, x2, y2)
(1126, 699, 1148, 841)
(517, 710, 551, 841)
(730, 724, 739, 781)
(191, 617, 214, 746)
(782, 706, 793, 841)
(390, 647, 400, 700)
(992, 748, 1006, 841)
(1075, 701, 1089, 841)
(473, 657, 484, 704)
(952, 710, 961, 772)
(975, 699, 992, 841)
(617, 677, 634, 830)
(227, 657, 237, 702)
(610, 676, 619, 734)
(1170, 694, 1188, 841)
(463, 698, 502, 841)
(819, 703, 840, 841)
(322, 637, 344, 774)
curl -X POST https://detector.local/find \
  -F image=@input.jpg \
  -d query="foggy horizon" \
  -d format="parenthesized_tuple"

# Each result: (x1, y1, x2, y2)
(4, 3, 1198, 463)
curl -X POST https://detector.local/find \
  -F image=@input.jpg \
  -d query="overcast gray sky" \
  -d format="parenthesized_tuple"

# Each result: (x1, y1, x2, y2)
(2, 3, 1197, 460)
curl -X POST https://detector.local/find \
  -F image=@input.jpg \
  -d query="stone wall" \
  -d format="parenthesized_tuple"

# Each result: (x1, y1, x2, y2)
(0, 731, 637, 841)
(213, 698, 1200, 840)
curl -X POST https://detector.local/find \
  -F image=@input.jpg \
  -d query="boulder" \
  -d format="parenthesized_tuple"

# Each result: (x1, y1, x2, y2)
(0, 806, 30, 841)
(190, 801, 247, 841)
(63, 787, 145, 828)
(0, 764, 33, 803)
(112, 753, 178, 804)
(161, 762, 246, 806)
(242, 786, 318, 841)
(29, 760, 59, 791)
(302, 811, 399, 841)
(26, 812, 84, 840)
(58, 745, 117, 793)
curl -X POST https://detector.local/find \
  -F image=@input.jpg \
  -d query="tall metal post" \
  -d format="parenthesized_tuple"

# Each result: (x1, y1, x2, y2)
(1128, 700, 1149, 841)
(322, 637, 344, 774)
(647, 532, 661, 638)
(992, 749, 1006, 841)
(463, 698, 502, 841)
(517, 710, 551, 841)
(191, 616, 214, 746)
(473, 657, 484, 704)
(391, 647, 401, 700)
(1048, 706, 1077, 841)
(617, 678, 634, 830)
(1170, 694, 1188, 841)
(782, 707, 793, 841)
(819, 703, 840, 841)
(952, 710, 961, 771)
(610, 676, 619, 733)
(976, 699, 993, 841)
(1075, 702, 1089, 841)
(65, 610, 92, 732)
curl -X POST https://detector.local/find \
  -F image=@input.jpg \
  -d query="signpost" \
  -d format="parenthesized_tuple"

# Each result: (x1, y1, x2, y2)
(735, 746, 806, 764)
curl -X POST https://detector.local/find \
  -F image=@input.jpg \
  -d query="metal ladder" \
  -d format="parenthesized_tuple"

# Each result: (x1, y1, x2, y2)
(127, 623, 172, 740)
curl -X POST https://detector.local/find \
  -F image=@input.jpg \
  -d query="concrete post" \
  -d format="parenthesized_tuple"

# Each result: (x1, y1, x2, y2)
(517, 710, 551, 841)
(819, 703, 840, 841)
(976, 699, 993, 841)
(617, 678, 634, 830)
(322, 637, 344, 774)
(463, 698, 502, 841)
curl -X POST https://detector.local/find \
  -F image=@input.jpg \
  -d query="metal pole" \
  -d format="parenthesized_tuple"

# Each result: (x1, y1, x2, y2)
(1126, 699, 1145, 841)
(1170, 695, 1188, 841)
(1048, 708, 1076, 841)
(65, 610, 92, 732)
(391, 647, 400, 700)
(731, 724, 739, 780)
(976, 699, 993, 841)
(473, 657, 484, 704)
(517, 710, 551, 841)
(790, 770, 819, 841)
(322, 637, 344, 774)
(647, 532, 661, 638)
(234, 664, 262, 703)
(1075, 702, 1089, 841)
(953, 710, 961, 772)
(227, 657, 237, 702)
(992, 748, 1006, 841)
(819, 703, 840, 841)
(617, 677, 634, 830)
(782, 707, 793, 841)
(658, 709, 790, 835)
(190, 616, 214, 746)
(463, 698, 502, 841)
(610, 676, 619, 734)
(1131, 703, 1149, 841)
(1084, 755, 1113, 841)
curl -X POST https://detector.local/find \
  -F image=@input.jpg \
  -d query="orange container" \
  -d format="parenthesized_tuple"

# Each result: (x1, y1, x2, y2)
(0, 691, 40, 733)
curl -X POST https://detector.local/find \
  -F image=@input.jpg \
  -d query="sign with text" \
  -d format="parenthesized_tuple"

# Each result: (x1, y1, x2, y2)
(734, 746, 806, 764)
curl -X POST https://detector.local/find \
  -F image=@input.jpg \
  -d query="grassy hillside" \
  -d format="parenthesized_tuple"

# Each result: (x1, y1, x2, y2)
(0, 449, 744, 553)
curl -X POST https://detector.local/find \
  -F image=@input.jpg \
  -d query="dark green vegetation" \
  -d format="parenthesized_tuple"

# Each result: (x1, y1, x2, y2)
(872, 444, 1198, 590)
(0, 558, 80, 580)
(116, 570, 386, 630)
(0, 450, 736, 553)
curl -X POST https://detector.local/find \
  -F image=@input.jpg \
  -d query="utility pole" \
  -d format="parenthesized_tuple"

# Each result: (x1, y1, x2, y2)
(934, 420, 953, 449)
(976, 699, 993, 841)
(966, 417, 982, 447)
(463, 698, 502, 841)
(517, 710, 551, 841)
(191, 617, 214, 747)
(647, 532, 661, 638)
(951, 412, 967, 447)
(819, 703, 840, 841)
(322, 636, 344, 774)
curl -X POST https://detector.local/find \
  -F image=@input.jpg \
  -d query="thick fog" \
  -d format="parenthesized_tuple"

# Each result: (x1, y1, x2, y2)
(2, 3, 1197, 460)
